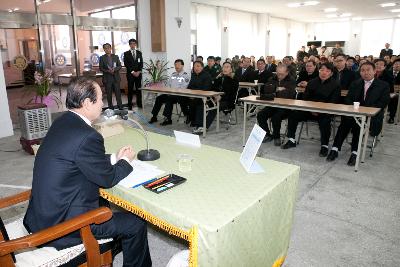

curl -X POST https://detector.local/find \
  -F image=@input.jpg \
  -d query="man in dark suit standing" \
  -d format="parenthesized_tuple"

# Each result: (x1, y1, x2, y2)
(99, 43, 123, 110)
(23, 78, 152, 266)
(124, 39, 143, 109)
(326, 62, 390, 165)
(379, 43, 393, 59)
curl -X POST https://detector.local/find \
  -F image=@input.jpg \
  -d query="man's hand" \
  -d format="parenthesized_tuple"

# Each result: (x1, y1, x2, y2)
(117, 146, 135, 162)
(298, 81, 307, 87)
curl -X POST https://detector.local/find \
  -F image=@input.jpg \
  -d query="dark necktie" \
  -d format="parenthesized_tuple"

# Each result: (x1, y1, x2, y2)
(132, 50, 136, 60)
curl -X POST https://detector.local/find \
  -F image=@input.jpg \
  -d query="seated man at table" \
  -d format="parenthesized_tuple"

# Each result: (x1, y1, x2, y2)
(374, 59, 395, 123)
(282, 63, 341, 157)
(234, 57, 255, 82)
(388, 58, 400, 123)
(282, 56, 297, 81)
(333, 54, 356, 92)
(253, 58, 273, 84)
(203, 62, 239, 130)
(187, 60, 213, 133)
(296, 60, 319, 88)
(326, 62, 390, 165)
(23, 78, 152, 266)
(204, 56, 221, 80)
(148, 59, 190, 125)
(257, 64, 296, 146)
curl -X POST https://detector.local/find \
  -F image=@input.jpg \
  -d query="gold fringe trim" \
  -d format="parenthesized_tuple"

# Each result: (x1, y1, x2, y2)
(100, 189, 198, 267)
(272, 256, 286, 267)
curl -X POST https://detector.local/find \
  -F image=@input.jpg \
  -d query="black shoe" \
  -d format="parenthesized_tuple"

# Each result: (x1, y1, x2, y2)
(160, 118, 172, 126)
(148, 117, 157, 124)
(128, 105, 133, 111)
(319, 146, 329, 157)
(185, 116, 191, 125)
(326, 150, 338, 162)
(388, 118, 394, 124)
(262, 134, 273, 143)
(274, 138, 281, 146)
(347, 153, 357, 166)
(281, 140, 296, 149)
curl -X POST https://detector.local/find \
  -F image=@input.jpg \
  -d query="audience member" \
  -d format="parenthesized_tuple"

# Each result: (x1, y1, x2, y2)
(148, 59, 190, 126)
(388, 58, 400, 123)
(296, 60, 319, 88)
(124, 38, 143, 109)
(187, 61, 212, 133)
(327, 62, 390, 165)
(308, 44, 318, 56)
(297, 46, 308, 62)
(379, 43, 393, 59)
(331, 43, 343, 57)
(282, 63, 340, 157)
(333, 54, 356, 91)
(257, 64, 296, 146)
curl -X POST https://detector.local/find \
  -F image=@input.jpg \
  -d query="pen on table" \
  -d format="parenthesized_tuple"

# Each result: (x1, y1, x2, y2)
(151, 181, 173, 190)
(145, 175, 170, 188)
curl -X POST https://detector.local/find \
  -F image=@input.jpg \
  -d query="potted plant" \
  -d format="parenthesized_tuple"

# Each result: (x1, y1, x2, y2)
(29, 69, 61, 107)
(143, 59, 172, 87)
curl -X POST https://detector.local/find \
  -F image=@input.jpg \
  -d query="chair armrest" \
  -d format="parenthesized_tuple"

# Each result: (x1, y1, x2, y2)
(0, 190, 31, 209)
(0, 207, 112, 257)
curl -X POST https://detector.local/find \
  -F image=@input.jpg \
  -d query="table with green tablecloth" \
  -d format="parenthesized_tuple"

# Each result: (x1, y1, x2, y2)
(100, 128, 299, 267)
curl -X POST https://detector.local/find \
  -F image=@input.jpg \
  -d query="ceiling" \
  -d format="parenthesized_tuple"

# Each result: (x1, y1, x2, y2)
(192, 0, 400, 22)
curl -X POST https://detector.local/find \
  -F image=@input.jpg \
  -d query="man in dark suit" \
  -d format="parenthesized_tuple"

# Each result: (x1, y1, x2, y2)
(124, 39, 143, 109)
(266, 56, 277, 73)
(308, 44, 318, 56)
(379, 43, 393, 59)
(23, 78, 152, 266)
(282, 63, 341, 157)
(333, 54, 356, 91)
(326, 62, 390, 165)
(99, 43, 123, 110)
(234, 57, 255, 82)
(253, 59, 273, 84)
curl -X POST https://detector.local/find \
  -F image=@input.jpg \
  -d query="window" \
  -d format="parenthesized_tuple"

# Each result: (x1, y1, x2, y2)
(269, 18, 288, 60)
(360, 19, 393, 57)
(195, 4, 220, 58)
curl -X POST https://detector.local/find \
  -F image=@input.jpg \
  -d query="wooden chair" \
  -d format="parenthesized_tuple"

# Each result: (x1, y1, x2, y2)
(0, 190, 114, 267)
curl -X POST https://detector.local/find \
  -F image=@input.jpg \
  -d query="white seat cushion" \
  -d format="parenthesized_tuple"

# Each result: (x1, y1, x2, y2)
(166, 250, 189, 267)
(5, 217, 112, 267)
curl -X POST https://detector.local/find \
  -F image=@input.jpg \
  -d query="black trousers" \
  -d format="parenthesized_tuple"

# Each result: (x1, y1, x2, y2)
(206, 101, 230, 129)
(388, 96, 398, 119)
(91, 212, 152, 267)
(189, 99, 221, 128)
(151, 95, 188, 119)
(332, 116, 360, 152)
(104, 80, 122, 109)
(287, 111, 332, 146)
(257, 107, 289, 139)
(127, 75, 142, 108)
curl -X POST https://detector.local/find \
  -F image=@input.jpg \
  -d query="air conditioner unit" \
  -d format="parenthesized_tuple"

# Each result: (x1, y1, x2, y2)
(18, 103, 51, 141)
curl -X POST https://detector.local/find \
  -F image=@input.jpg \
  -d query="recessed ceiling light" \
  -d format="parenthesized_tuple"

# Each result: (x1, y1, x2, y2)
(304, 1, 319, 5)
(324, 8, 338, 12)
(287, 1, 319, 7)
(326, 14, 338, 18)
(13, 7, 20, 11)
(7, 9, 13, 12)
(390, 9, 400, 12)
(287, 3, 301, 7)
(380, 3, 396, 7)
(340, 13, 352, 17)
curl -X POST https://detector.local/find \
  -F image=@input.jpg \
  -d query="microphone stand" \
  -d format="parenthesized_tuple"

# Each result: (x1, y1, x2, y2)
(126, 117, 160, 161)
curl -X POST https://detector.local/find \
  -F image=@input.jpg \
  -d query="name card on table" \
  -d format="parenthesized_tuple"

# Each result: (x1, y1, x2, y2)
(174, 130, 201, 148)
(240, 124, 266, 173)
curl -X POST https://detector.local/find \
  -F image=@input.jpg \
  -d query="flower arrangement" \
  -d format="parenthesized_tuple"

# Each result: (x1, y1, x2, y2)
(27, 69, 61, 107)
(143, 59, 172, 86)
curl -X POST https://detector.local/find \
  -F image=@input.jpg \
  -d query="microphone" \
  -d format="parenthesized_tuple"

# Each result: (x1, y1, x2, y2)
(103, 109, 160, 161)
(104, 109, 128, 120)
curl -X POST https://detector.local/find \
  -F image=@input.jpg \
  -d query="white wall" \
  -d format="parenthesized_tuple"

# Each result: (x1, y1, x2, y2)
(0, 52, 14, 138)
(165, 0, 191, 74)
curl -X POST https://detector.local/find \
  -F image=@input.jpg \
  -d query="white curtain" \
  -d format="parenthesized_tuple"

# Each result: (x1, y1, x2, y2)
(227, 10, 259, 57)
(314, 22, 350, 41)
(390, 19, 400, 56)
(360, 19, 393, 57)
(289, 21, 306, 58)
(269, 17, 287, 60)
(195, 4, 220, 58)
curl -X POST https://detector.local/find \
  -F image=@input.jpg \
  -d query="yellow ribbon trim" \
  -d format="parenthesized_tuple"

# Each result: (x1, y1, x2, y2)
(100, 189, 198, 267)
(272, 256, 286, 267)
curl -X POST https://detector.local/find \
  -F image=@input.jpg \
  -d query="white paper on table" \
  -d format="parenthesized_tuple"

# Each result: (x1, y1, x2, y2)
(174, 130, 201, 148)
(118, 160, 165, 188)
(240, 124, 266, 173)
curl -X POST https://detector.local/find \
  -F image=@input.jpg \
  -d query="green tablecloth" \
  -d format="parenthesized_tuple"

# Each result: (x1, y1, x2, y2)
(102, 128, 299, 267)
